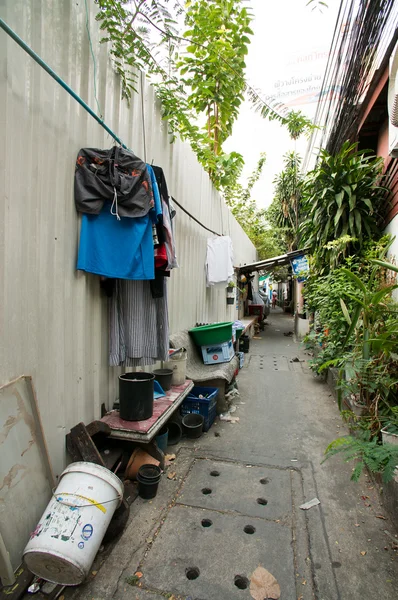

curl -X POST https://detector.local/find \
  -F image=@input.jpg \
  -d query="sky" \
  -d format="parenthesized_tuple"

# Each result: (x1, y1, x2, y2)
(224, 0, 340, 208)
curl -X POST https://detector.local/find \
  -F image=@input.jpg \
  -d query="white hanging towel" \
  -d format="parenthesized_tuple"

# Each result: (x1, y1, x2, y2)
(206, 236, 234, 286)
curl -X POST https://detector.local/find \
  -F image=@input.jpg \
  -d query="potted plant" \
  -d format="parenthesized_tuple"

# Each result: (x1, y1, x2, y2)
(226, 281, 235, 305)
(381, 420, 398, 446)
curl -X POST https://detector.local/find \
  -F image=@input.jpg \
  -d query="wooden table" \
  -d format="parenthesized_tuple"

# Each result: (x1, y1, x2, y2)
(100, 380, 194, 443)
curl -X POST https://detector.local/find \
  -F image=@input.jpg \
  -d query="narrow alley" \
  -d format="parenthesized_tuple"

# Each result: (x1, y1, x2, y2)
(69, 310, 397, 600)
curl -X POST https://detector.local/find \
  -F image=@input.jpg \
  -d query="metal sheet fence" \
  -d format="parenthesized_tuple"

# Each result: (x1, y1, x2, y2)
(0, 0, 256, 477)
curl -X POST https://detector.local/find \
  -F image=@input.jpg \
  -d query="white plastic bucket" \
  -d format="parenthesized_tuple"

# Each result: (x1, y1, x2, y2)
(164, 350, 187, 386)
(23, 462, 123, 586)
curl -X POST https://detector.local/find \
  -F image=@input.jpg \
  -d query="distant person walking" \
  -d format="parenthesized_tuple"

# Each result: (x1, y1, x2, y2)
(272, 290, 277, 309)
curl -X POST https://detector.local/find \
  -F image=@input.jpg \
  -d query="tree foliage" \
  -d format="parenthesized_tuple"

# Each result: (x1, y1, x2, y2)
(94, 1, 319, 194)
(300, 141, 387, 267)
(179, 0, 253, 156)
(267, 151, 303, 251)
(225, 153, 286, 259)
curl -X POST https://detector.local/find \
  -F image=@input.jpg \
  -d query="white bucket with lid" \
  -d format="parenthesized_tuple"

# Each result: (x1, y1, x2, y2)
(23, 462, 123, 586)
(164, 349, 187, 386)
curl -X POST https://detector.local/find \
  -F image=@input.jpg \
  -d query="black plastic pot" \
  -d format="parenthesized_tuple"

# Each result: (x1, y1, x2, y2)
(167, 413, 183, 445)
(182, 413, 204, 439)
(137, 464, 161, 499)
(153, 368, 173, 391)
(239, 334, 250, 354)
(155, 426, 169, 452)
(119, 372, 155, 421)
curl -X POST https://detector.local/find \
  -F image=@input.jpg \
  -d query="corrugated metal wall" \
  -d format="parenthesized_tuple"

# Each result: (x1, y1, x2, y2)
(0, 0, 256, 479)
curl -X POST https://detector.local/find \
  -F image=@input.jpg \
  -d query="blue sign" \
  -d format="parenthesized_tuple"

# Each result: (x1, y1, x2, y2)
(291, 255, 309, 282)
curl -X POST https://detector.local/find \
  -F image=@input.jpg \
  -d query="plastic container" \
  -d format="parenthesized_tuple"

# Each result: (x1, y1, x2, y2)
(23, 462, 123, 586)
(235, 328, 244, 341)
(201, 339, 234, 365)
(167, 415, 183, 445)
(119, 372, 155, 421)
(155, 426, 169, 452)
(137, 465, 161, 499)
(248, 304, 264, 319)
(125, 448, 160, 480)
(164, 349, 187, 386)
(189, 322, 233, 346)
(180, 386, 218, 432)
(153, 369, 173, 391)
(239, 334, 250, 354)
(182, 413, 204, 439)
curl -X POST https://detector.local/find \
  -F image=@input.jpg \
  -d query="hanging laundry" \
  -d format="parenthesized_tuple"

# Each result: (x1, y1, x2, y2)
(150, 166, 179, 299)
(109, 278, 169, 367)
(146, 164, 163, 248)
(77, 206, 154, 280)
(74, 146, 153, 218)
(162, 198, 179, 270)
(206, 236, 234, 286)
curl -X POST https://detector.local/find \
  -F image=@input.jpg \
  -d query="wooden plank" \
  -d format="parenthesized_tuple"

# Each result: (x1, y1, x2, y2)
(86, 421, 111, 438)
(69, 422, 105, 466)
(65, 433, 81, 462)
(108, 382, 194, 443)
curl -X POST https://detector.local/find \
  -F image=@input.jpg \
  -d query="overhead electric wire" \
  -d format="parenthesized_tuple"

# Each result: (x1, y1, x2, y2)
(304, 0, 397, 169)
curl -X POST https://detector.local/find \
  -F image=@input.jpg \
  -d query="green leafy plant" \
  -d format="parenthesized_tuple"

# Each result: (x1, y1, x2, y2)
(268, 151, 304, 251)
(301, 141, 387, 268)
(178, 0, 253, 156)
(319, 257, 398, 430)
(303, 237, 396, 375)
(95, 2, 320, 195)
(284, 110, 319, 140)
(323, 432, 398, 483)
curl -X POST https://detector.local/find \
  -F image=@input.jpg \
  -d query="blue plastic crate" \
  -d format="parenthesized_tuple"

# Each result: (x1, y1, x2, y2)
(180, 386, 219, 432)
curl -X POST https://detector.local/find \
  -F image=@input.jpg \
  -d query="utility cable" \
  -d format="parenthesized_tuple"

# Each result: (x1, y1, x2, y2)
(171, 197, 221, 237)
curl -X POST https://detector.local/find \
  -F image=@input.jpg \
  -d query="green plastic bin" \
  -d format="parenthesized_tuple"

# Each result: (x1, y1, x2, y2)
(235, 328, 244, 341)
(189, 322, 233, 346)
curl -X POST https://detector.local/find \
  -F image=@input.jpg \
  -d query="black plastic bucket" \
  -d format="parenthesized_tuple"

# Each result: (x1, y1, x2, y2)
(182, 413, 204, 439)
(137, 464, 161, 499)
(239, 334, 250, 353)
(119, 372, 155, 421)
(155, 426, 169, 452)
(167, 414, 183, 445)
(153, 368, 173, 391)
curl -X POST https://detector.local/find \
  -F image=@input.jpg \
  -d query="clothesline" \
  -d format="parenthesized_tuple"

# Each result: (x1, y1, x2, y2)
(0, 17, 226, 240)
(0, 18, 127, 148)
(171, 197, 223, 237)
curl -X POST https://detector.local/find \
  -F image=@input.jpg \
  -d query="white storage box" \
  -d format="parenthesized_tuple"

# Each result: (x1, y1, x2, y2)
(201, 339, 234, 365)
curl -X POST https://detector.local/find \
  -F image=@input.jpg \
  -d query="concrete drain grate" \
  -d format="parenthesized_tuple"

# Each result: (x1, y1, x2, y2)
(186, 567, 200, 580)
(210, 470, 220, 477)
(257, 497, 268, 505)
(201, 519, 213, 527)
(202, 487, 212, 495)
(234, 575, 249, 589)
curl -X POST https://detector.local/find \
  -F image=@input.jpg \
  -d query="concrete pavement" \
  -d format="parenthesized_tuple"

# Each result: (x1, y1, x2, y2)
(70, 308, 397, 600)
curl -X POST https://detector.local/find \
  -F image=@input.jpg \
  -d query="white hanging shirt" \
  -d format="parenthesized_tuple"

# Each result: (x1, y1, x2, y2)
(206, 236, 234, 286)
